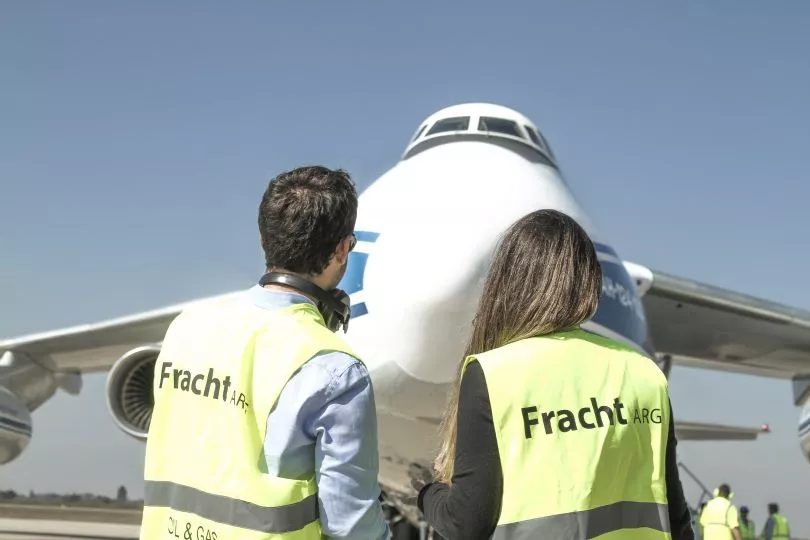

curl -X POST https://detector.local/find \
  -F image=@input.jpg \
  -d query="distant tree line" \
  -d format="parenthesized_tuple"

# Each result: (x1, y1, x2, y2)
(0, 486, 142, 509)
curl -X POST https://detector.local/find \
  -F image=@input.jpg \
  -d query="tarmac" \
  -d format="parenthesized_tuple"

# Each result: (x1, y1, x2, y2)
(0, 506, 140, 539)
(4, 504, 806, 540)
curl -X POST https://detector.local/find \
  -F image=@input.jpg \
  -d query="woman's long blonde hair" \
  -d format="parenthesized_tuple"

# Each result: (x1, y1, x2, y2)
(434, 209, 603, 483)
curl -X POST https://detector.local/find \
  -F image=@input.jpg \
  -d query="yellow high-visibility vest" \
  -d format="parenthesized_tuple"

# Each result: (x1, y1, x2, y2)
(699, 496, 738, 540)
(140, 299, 361, 539)
(465, 328, 671, 539)
(739, 518, 755, 540)
(770, 513, 790, 539)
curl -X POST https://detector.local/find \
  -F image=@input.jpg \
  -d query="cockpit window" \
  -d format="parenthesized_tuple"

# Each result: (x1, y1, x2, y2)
(411, 124, 427, 142)
(524, 125, 542, 147)
(538, 131, 556, 160)
(525, 125, 556, 160)
(427, 116, 470, 135)
(478, 117, 523, 138)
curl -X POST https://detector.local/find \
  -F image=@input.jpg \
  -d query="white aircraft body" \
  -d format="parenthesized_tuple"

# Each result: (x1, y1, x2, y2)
(2, 103, 810, 535)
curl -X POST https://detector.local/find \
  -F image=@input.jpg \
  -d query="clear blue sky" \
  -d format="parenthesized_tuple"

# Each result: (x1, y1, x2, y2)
(2, 0, 809, 535)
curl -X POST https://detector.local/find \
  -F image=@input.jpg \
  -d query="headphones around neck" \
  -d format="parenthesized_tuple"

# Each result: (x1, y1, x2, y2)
(712, 486, 734, 500)
(259, 272, 351, 333)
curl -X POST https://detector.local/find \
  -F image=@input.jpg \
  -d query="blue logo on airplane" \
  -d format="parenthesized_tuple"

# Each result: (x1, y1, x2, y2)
(339, 231, 380, 319)
(590, 241, 647, 347)
(339, 233, 645, 349)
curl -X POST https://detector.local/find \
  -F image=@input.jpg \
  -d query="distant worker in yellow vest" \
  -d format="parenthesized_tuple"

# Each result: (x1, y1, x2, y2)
(414, 209, 695, 539)
(691, 502, 708, 539)
(738, 506, 755, 540)
(140, 166, 390, 539)
(699, 484, 742, 540)
(761, 503, 790, 540)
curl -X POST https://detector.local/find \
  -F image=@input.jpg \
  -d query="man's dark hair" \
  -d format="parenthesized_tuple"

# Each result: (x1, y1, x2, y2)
(259, 166, 357, 275)
(718, 484, 731, 497)
(768, 503, 779, 514)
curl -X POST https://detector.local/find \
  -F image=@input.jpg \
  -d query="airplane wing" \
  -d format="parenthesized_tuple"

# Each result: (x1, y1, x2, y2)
(625, 262, 810, 405)
(0, 293, 236, 373)
(674, 420, 768, 441)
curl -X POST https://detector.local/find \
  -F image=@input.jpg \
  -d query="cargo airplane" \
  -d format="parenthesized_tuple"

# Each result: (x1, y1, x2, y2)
(2, 103, 810, 536)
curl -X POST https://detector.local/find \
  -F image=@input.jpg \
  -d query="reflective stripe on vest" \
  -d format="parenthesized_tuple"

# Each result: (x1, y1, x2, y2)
(467, 328, 671, 540)
(140, 300, 360, 539)
(492, 501, 669, 540)
(144, 480, 318, 533)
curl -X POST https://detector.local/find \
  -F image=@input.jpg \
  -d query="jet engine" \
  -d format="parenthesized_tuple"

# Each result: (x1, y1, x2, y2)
(106, 345, 160, 440)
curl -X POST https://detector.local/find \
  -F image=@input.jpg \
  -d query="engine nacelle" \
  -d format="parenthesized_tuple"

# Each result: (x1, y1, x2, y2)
(800, 401, 810, 464)
(0, 385, 32, 464)
(106, 345, 160, 440)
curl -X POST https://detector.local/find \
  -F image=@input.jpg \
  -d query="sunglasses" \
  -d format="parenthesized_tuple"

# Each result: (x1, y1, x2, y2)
(348, 233, 357, 252)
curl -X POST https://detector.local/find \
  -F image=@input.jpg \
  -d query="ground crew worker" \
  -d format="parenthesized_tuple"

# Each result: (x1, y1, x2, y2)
(139, 166, 390, 539)
(738, 506, 755, 540)
(699, 484, 742, 540)
(694, 502, 708, 540)
(413, 209, 694, 539)
(761, 503, 790, 540)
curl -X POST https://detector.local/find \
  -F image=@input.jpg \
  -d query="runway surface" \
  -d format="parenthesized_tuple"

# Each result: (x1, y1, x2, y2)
(0, 519, 139, 539)
(0, 520, 139, 539)
(0, 506, 140, 539)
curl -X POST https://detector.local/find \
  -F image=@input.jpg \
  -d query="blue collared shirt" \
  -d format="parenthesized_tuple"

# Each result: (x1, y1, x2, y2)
(242, 285, 390, 540)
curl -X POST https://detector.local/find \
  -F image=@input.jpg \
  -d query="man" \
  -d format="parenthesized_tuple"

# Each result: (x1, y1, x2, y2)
(761, 503, 790, 540)
(738, 506, 755, 540)
(140, 166, 391, 539)
(699, 484, 742, 540)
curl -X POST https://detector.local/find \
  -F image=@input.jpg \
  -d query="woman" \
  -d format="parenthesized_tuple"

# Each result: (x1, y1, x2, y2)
(416, 209, 694, 540)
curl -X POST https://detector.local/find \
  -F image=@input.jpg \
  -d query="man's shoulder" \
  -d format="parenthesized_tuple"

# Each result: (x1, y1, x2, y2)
(289, 349, 372, 397)
(270, 350, 374, 426)
(305, 350, 368, 379)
